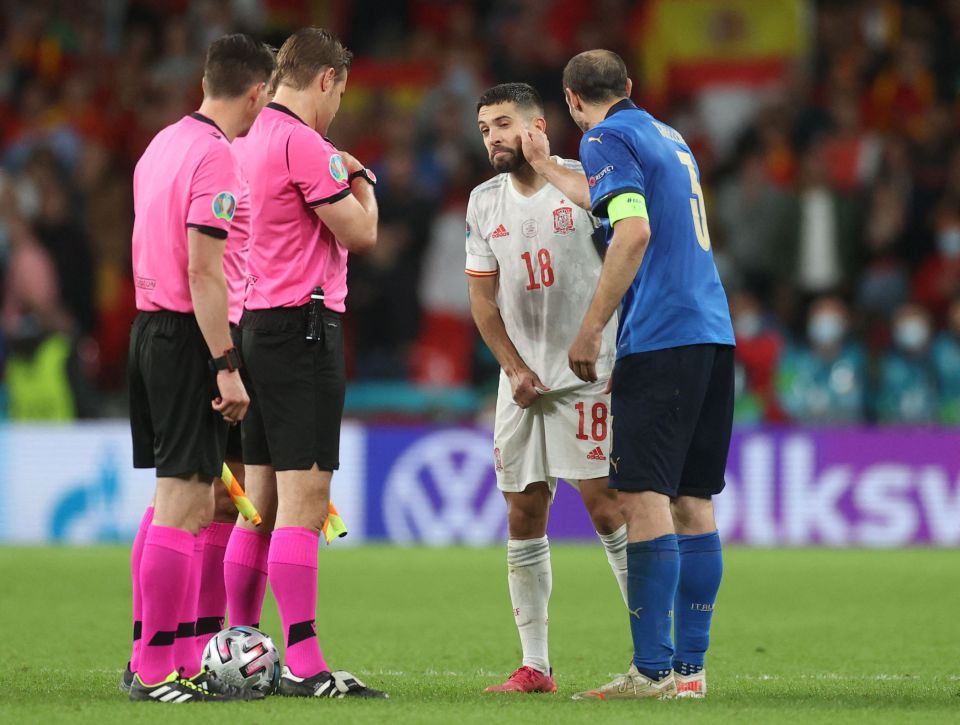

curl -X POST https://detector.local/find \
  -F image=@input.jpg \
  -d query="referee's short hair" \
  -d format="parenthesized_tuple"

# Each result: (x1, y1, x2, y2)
(563, 50, 629, 104)
(476, 83, 544, 115)
(204, 34, 276, 99)
(274, 27, 353, 91)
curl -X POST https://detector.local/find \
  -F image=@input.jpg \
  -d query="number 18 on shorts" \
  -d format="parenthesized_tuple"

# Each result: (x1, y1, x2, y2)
(493, 375, 610, 497)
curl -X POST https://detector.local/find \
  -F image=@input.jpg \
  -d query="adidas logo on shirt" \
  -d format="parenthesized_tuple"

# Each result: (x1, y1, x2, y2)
(491, 224, 509, 238)
(586, 446, 606, 461)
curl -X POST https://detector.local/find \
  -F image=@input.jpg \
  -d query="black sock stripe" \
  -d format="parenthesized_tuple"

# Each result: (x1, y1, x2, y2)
(287, 620, 316, 647)
(176, 622, 196, 638)
(196, 616, 225, 636)
(148, 630, 176, 646)
(252, 622, 260, 629)
(133, 621, 142, 641)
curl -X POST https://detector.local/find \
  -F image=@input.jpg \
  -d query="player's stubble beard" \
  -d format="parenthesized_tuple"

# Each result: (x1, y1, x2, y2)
(490, 144, 528, 174)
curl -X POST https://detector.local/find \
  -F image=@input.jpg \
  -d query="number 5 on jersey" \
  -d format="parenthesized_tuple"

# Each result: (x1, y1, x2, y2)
(521, 249, 554, 291)
(677, 151, 711, 251)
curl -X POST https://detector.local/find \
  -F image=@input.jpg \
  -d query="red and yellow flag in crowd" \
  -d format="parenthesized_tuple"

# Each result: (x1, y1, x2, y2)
(635, 0, 809, 98)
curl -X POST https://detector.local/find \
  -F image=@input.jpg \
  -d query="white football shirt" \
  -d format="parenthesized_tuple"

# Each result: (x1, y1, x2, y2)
(465, 158, 616, 390)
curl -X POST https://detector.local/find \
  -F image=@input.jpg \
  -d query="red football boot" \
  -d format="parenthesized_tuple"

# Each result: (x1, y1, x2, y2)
(484, 666, 557, 693)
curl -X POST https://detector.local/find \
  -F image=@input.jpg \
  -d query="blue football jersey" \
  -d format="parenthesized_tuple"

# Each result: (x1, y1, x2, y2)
(580, 100, 735, 358)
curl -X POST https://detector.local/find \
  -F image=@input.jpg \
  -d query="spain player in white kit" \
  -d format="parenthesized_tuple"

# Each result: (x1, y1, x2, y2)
(467, 83, 629, 694)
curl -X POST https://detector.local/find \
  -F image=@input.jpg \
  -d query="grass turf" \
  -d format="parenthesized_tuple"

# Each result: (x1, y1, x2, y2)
(0, 545, 957, 723)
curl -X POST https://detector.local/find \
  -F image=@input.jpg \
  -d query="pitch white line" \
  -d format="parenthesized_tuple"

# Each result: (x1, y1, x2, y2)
(734, 674, 960, 682)
(99, 668, 960, 682)
(368, 669, 503, 677)
(364, 670, 960, 681)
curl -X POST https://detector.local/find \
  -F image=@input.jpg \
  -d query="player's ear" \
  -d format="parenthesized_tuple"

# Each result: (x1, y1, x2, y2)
(249, 81, 264, 108)
(317, 68, 327, 92)
(534, 116, 546, 133)
(625, 77, 633, 97)
(324, 66, 337, 92)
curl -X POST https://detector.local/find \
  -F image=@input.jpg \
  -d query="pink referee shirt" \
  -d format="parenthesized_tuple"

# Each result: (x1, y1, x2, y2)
(132, 113, 242, 313)
(242, 102, 351, 312)
(224, 180, 249, 326)
(226, 137, 251, 326)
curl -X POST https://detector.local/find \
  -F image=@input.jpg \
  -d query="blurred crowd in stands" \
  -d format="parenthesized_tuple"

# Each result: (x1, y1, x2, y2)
(0, 0, 958, 425)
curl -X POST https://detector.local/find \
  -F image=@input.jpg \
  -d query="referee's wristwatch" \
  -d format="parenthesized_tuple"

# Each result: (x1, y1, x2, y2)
(349, 168, 377, 187)
(211, 347, 242, 373)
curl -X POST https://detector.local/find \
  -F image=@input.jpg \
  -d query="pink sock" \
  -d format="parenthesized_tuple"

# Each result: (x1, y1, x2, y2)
(224, 527, 271, 628)
(129, 506, 154, 673)
(171, 534, 204, 678)
(139, 525, 195, 685)
(195, 522, 234, 660)
(268, 527, 328, 678)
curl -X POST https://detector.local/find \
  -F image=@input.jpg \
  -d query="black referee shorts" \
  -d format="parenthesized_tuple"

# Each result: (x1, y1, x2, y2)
(609, 343, 734, 498)
(225, 422, 243, 462)
(224, 324, 244, 461)
(240, 305, 345, 472)
(129, 311, 228, 480)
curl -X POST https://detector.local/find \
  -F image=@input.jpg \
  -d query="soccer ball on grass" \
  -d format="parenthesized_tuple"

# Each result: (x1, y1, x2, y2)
(201, 625, 281, 695)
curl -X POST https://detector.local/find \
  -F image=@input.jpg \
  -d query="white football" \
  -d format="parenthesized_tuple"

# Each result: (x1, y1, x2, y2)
(201, 625, 281, 694)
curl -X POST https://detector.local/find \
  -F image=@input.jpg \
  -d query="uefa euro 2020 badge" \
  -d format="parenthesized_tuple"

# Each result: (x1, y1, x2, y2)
(212, 191, 237, 221)
(329, 154, 348, 183)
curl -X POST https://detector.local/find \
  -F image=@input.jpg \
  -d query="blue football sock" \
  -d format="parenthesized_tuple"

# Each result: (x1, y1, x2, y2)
(627, 534, 679, 677)
(673, 530, 722, 670)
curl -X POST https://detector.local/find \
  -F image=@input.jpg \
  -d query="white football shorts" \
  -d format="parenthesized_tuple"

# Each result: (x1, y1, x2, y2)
(493, 373, 611, 499)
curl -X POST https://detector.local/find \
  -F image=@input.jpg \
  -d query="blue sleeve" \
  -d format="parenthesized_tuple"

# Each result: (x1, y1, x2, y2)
(579, 130, 645, 218)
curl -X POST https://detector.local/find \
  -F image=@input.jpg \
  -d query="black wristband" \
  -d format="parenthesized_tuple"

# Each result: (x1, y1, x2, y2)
(349, 168, 377, 187)
(211, 347, 242, 372)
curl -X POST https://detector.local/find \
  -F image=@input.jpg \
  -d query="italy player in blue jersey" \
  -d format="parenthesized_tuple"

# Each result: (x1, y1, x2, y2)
(563, 50, 735, 701)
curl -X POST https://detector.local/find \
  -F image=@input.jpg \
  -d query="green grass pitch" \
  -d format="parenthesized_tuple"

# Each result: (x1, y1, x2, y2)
(1, 545, 957, 723)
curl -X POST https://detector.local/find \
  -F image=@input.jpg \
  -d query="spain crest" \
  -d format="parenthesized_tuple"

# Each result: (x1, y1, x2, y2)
(553, 206, 575, 235)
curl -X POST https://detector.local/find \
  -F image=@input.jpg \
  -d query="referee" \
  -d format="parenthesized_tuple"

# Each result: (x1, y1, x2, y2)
(126, 34, 274, 702)
(229, 27, 387, 699)
(564, 50, 735, 701)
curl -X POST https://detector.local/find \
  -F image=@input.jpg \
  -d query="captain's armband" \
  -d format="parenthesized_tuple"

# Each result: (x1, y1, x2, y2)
(607, 193, 648, 225)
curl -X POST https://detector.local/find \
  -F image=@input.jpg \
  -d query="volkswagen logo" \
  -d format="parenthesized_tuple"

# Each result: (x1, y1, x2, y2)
(382, 430, 506, 545)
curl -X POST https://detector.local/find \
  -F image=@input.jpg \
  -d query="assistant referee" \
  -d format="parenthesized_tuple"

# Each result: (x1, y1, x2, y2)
(126, 34, 273, 703)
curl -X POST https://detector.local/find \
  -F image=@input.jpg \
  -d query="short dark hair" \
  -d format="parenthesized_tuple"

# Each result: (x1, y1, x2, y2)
(275, 27, 353, 91)
(203, 34, 276, 99)
(562, 50, 628, 104)
(476, 82, 544, 115)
